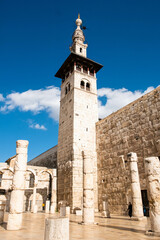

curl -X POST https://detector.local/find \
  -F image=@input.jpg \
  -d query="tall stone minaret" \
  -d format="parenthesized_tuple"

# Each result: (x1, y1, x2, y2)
(55, 15, 103, 212)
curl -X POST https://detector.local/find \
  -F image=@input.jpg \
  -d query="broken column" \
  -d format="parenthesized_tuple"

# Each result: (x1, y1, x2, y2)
(0, 201, 5, 224)
(31, 174, 38, 213)
(82, 151, 94, 224)
(144, 157, 160, 236)
(102, 200, 110, 218)
(44, 217, 69, 240)
(127, 152, 144, 220)
(50, 169, 57, 213)
(7, 140, 29, 230)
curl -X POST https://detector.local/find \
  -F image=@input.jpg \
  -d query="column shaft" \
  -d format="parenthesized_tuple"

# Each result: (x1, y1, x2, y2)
(144, 157, 160, 234)
(127, 152, 143, 218)
(82, 152, 94, 224)
(7, 140, 29, 230)
(50, 169, 57, 213)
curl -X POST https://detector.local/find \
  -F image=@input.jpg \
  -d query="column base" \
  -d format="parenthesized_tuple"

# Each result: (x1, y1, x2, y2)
(146, 230, 160, 237)
(7, 213, 22, 230)
(131, 216, 146, 221)
(50, 205, 56, 214)
(101, 211, 111, 218)
(31, 205, 38, 214)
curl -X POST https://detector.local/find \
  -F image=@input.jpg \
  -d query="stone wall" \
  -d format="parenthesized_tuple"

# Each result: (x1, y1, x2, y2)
(96, 86, 160, 214)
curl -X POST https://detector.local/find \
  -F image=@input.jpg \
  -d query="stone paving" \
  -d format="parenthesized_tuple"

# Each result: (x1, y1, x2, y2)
(0, 212, 159, 240)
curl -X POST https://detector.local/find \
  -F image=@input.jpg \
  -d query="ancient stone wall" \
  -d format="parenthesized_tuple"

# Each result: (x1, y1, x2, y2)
(96, 86, 160, 214)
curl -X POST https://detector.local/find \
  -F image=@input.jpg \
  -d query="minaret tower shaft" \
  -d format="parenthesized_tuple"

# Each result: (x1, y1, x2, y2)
(56, 15, 103, 212)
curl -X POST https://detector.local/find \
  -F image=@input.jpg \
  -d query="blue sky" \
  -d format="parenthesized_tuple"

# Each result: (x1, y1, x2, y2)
(0, 0, 159, 162)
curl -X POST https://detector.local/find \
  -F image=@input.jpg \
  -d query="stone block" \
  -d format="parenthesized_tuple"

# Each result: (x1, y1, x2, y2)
(7, 213, 22, 230)
(75, 210, 82, 216)
(60, 206, 66, 217)
(44, 217, 69, 240)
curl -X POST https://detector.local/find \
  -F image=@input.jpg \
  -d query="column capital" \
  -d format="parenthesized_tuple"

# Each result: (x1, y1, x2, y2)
(16, 140, 29, 148)
(127, 152, 138, 162)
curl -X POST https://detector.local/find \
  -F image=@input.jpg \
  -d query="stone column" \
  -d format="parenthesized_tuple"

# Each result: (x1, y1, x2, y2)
(7, 140, 29, 230)
(0, 201, 5, 224)
(50, 169, 57, 213)
(127, 152, 144, 220)
(45, 200, 50, 213)
(144, 157, 160, 236)
(44, 217, 69, 240)
(31, 175, 38, 213)
(102, 200, 110, 218)
(82, 152, 94, 224)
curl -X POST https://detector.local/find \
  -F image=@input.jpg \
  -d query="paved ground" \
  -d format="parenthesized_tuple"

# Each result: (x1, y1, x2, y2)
(0, 212, 159, 240)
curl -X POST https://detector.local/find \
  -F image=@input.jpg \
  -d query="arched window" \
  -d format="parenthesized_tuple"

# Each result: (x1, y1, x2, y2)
(80, 48, 82, 53)
(0, 172, 2, 187)
(65, 83, 70, 95)
(68, 83, 70, 92)
(86, 82, 90, 91)
(65, 86, 68, 95)
(80, 81, 85, 89)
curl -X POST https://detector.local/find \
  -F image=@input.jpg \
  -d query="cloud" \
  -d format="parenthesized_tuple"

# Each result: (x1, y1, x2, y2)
(0, 86, 60, 121)
(29, 122, 47, 130)
(0, 85, 155, 122)
(0, 94, 4, 102)
(98, 86, 154, 119)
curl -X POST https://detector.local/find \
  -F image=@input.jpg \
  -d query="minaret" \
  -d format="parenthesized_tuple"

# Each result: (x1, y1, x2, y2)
(69, 14, 88, 57)
(56, 15, 103, 212)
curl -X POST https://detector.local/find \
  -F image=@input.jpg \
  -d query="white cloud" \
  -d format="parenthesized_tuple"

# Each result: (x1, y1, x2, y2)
(29, 123, 47, 130)
(98, 86, 154, 119)
(0, 86, 60, 121)
(0, 94, 4, 102)
(0, 85, 155, 122)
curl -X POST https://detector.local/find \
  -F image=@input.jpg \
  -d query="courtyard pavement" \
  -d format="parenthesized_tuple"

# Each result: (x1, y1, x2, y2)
(0, 212, 159, 240)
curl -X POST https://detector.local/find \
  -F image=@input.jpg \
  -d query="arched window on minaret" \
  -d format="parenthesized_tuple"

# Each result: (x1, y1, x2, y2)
(68, 83, 70, 92)
(86, 82, 90, 91)
(80, 80, 85, 89)
(65, 86, 68, 95)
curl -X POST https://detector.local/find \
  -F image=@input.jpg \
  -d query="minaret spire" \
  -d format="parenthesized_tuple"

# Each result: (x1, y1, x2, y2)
(69, 14, 88, 57)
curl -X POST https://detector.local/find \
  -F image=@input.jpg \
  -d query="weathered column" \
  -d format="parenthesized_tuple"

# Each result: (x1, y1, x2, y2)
(102, 200, 110, 218)
(0, 201, 5, 224)
(82, 152, 94, 224)
(44, 217, 69, 240)
(45, 200, 50, 213)
(50, 169, 57, 213)
(144, 157, 160, 236)
(31, 174, 38, 213)
(7, 140, 29, 230)
(127, 152, 144, 220)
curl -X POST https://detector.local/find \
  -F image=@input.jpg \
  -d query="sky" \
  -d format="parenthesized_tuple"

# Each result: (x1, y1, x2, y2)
(0, 0, 160, 162)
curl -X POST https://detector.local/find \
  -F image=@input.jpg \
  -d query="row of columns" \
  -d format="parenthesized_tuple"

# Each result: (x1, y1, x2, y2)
(127, 153, 160, 235)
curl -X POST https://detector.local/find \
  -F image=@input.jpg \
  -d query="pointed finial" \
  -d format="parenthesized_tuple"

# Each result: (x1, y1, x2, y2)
(76, 14, 82, 29)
